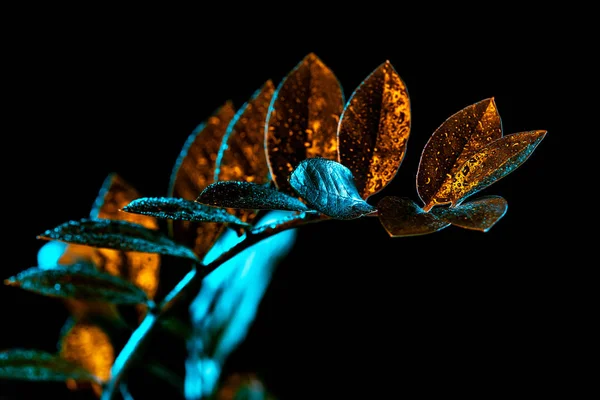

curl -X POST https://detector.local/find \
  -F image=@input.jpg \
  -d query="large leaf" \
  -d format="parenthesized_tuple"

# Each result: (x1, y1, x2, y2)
(186, 211, 298, 400)
(59, 321, 114, 394)
(38, 218, 199, 262)
(417, 98, 502, 210)
(378, 196, 450, 237)
(168, 102, 235, 260)
(4, 264, 149, 305)
(266, 53, 344, 195)
(449, 130, 547, 206)
(197, 181, 310, 212)
(431, 196, 508, 232)
(289, 158, 375, 220)
(0, 349, 98, 382)
(122, 197, 250, 229)
(338, 61, 411, 199)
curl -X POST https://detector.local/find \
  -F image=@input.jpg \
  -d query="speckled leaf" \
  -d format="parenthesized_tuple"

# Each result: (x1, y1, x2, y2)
(122, 197, 250, 229)
(338, 61, 411, 199)
(168, 102, 235, 260)
(59, 321, 114, 393)
(289, 158, 375, 220)
(266, 53, 344, 195)
(417, 98, 502, 210)
(216, 82, 274, 184)
(0, 349, 99, 382)
(198, 181, 310, 212)
(4, 264, 149, 305)
(38, 218, 198, 262)
(431, 196, 508, 232)
(378, 196, 450, 237)
(449, 130, 547, 206)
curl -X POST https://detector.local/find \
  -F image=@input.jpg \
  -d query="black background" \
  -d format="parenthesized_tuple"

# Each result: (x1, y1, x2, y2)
(2, 11, 576, 399)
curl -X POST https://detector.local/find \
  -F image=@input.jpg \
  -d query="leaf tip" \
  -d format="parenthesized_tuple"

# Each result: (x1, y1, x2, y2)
(4, 277, 18, 287)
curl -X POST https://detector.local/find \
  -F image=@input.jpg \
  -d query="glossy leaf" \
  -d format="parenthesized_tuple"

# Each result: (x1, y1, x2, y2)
(0, 349, 98, 382)
(289, 158, 375, 220)
(197, 181, 310, 212)
(449, 130, 547, 206)
(215, 81, 274, 184)
(378, 196, 450, 237)
(122, 197, 250, 228)
(338, 61, 411, 199)
(168, 103, 235, 261)
(432, 196, 508, 232)
(266, 53, 344, 194)
(4, 264, 149, 305)
(417, 98, 502, 210)
(59, 321, 114, 391)
(38, 218, 199, 262)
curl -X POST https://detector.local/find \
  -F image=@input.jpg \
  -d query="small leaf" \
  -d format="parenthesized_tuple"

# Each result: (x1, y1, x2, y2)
(378, 196, 450, 237)
(266, 53, 344, 195)
(449, 130, 547, 206)
(289, 158, 375, 220)
(122, 197, 250, 228)
(4, 264, 149, 305)
(38, 218, 198, 261)
(338, 61, 411, 199)
(417, 98, 502, 210)
(431, 196, 508, 232)
(215, 81, 274, 184)
(0, 349, 98, 382)
(59, 321, 114, 393)
(197, 181, 310, 212)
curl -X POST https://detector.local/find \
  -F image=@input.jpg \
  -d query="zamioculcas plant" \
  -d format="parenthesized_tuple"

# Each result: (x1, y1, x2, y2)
(1, 53, 546, 400)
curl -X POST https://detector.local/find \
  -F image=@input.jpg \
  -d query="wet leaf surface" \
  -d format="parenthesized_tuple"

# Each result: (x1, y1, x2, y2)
(198, 181, 310, 212)
(417, 98, 502, 210)
(39, 218, 198, 261)
(431, 195, 508, 232)
(338, 61, 411, 199)
(5, 264, 149, 305)
(290, 158, 375, 220)
(0, 349, 99, 382)
(266, 53, 344, 194)
(378, 196, 450, 237)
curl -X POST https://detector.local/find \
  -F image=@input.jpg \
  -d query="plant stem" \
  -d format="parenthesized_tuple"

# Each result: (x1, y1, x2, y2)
(101, 212, 321, 400)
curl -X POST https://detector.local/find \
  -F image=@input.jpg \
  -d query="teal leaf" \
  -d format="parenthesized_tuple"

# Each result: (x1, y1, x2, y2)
(431, 195, 508, 232)
(378, 196, 450, 237)
(197, 181, 310, 212)
(0, 349, 99, 382)
(4, 264, 149, 305)
(289, 158, 375, 220)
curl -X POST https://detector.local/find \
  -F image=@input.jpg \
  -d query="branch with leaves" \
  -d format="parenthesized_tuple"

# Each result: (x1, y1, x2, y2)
(1, 53, 546, 400)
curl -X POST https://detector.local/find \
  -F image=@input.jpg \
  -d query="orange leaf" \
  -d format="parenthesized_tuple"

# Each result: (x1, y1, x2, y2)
(417, 98, 502, 210)
(266, 53, 344, 194)
(378, 196, 450, 237)
(338, 61, 411, 199)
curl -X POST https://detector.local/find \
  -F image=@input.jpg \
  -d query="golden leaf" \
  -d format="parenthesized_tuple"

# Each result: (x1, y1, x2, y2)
(338, 61, 411, 199)
(450, 130, 547, 206)
(168, 102, 235, 260)
(59, 321, 114, 396)
(266, 53, 344, 194)
(417, 98, 502, 210)
(378, 196, 450, 237)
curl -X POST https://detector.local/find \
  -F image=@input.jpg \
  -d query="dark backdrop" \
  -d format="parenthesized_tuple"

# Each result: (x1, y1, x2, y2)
(2, 14, 571, 399)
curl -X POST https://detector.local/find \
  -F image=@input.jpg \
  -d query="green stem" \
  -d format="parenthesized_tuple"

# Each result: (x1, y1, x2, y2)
(101, 212, 321, 400)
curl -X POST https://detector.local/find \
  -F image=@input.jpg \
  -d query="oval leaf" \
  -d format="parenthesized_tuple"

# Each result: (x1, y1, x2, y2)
(431, 195, 508, 232)
(4, 264, 149, 305)
(338, 61, 411, 199)
(197, 181, 310, 212)
(266, 53, 344, 194)
(378, 196, 450, 237)
(289, 158, 375, 220)
(417, 98, 502, 210)
(122, 197, 250, 229)
(450, 130, 547, 206)
(60, 321, 114, 392)
(38, 218, 198, 261)
(0, 349, 98, 382)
